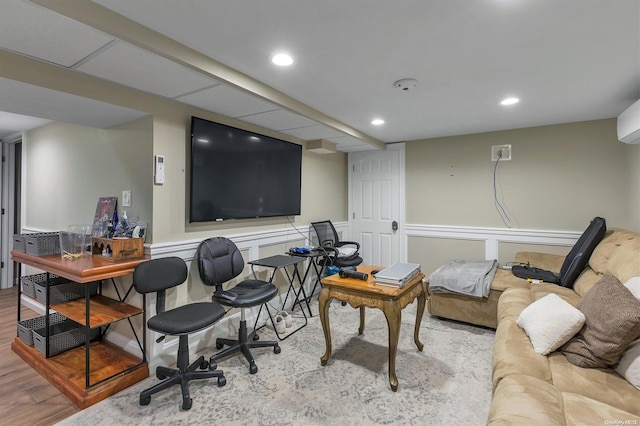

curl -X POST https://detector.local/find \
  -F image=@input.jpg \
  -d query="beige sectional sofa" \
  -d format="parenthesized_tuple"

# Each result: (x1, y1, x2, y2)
(426, 228, 640, 424)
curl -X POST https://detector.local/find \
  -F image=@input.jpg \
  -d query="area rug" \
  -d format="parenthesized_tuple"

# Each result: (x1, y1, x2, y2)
(57, 300, 495, 425)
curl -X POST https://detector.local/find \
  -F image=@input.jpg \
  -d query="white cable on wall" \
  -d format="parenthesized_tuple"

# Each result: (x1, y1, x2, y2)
(493, 150, 513, 228)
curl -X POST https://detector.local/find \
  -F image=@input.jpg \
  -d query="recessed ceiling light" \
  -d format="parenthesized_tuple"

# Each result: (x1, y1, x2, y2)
(371, 119, 385, 125)
(272, 53, 294, 66)
(500, 97, 520, 106)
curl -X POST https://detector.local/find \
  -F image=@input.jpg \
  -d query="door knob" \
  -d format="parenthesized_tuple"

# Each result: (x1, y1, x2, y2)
(392, 221, 398, 232)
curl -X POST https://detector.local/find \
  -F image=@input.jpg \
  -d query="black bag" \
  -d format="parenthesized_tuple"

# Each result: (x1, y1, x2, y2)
(511, 264, 559, 283)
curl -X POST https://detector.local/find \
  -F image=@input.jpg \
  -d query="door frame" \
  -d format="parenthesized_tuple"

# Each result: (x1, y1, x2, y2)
(348, 142, 407, 263)
(1, 133, 22, 289)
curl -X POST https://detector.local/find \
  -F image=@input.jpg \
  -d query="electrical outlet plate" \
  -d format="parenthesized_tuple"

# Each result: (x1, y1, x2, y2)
(491, 144, 512, 161)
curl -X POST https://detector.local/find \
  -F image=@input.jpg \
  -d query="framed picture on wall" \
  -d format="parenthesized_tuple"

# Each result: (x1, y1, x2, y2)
(91, 196, 117, 237)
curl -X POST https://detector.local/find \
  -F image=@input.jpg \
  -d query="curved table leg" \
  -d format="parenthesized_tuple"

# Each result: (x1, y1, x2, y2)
(319, 288, 332, 366)
(382, 299, 401, 391)
(414, 288, 426, 351)
(358, 306, 365, 335)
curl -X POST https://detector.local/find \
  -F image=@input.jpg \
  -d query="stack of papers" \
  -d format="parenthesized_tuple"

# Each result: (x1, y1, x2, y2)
(374, 262, 421, 288)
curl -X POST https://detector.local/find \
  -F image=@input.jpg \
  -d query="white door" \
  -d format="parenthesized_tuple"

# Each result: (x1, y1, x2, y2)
(349, 144, 405, 267)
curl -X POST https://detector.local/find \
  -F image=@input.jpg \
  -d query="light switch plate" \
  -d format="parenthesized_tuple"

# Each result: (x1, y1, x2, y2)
(122, 190, 131, 207)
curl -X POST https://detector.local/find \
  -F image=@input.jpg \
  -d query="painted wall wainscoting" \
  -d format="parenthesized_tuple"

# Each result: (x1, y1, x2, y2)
(406, 224, 581, 275)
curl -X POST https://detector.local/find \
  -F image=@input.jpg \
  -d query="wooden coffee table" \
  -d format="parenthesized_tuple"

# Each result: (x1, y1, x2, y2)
(319, 264, 426, 391)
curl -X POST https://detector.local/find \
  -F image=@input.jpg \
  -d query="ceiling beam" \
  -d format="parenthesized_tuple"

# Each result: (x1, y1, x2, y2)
(31, 0, 386, 150)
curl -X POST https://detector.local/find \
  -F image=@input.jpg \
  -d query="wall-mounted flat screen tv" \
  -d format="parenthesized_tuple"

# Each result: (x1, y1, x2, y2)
(189, 116, 302, 222)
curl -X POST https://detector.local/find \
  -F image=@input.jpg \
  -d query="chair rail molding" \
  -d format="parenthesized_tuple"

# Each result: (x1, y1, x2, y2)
(405, 223, 581, 260)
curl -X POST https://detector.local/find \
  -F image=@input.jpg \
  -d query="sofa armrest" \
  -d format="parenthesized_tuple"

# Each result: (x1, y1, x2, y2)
(514, 251, 565, 274)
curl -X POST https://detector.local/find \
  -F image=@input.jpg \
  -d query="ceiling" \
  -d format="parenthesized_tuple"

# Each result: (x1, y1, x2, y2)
(0, 0, 639, 151)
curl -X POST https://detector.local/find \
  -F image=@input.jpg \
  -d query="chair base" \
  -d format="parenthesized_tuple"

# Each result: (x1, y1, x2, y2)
(210, 319, 281, 374)
(140, 335, 226, 410)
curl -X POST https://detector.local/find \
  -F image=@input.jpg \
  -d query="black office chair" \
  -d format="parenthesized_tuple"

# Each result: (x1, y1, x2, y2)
(196, 237, 281, 374)
(311, 220, 363, 269)
(133, 257, 227, 410)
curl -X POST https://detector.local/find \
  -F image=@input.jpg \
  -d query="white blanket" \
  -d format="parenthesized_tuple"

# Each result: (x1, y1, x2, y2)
(429, 259, 497, 298)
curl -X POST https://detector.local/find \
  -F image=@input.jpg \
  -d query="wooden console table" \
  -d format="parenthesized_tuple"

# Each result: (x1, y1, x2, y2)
(11, 251, 149, 408)
(319, 264, 426, 391)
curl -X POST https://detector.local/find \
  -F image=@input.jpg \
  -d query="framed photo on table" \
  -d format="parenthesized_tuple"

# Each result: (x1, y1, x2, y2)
(91, 196, 117, 237)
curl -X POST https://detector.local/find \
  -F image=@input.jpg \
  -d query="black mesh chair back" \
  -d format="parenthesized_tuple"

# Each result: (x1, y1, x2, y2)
(133, 256, 227, 410)
(311, 220, 363, 268)
(196, 237, 281, 374)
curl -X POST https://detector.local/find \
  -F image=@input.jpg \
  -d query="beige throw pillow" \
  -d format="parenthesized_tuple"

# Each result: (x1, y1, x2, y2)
(517, 293, 585, 355)
(614, 277, 640, 390)
(563, 274, 640, 368)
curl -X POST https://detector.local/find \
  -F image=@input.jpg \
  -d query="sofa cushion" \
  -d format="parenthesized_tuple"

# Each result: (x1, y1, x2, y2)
(493, 289, 552, 390)
(563, 274, 640, 368)
(607, 239, 640, 284)
(517, 293, 585, 355)
(488, 375, 566, 425)
(589, 228, 637, 275)
(562, 392, 640, 425)
(571, 268, 602, 298)
(514, 251, 565, 273)
(489, 268, 531, 292)
(548, 353, 640, 416)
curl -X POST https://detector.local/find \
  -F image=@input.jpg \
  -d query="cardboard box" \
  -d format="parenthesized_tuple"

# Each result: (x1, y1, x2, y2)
(92, 237, 144, 262)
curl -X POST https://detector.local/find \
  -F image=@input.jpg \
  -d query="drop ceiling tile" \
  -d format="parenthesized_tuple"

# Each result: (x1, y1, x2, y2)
(177, 84, 277, 118)
(76, 41, 218, 98)
(239, 109, 318, 132)
(0, 1, 114, 67)
(281, 124, 347, 141)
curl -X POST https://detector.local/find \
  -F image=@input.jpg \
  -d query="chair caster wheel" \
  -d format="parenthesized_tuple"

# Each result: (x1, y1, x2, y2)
(249, 363, 258, 374)
(140, 395, 151, 406)
(216, 342, 224, 349)
(341, 301, 347, 306)
(209, 361, 217, 371)
(200, 360, 209, 370)
(253, 333, 260, 341)
(182, 398, 192, 410)
(274, 345, 281, 354)
(156, 371, 167, 380)
(217, 376, 227, 387)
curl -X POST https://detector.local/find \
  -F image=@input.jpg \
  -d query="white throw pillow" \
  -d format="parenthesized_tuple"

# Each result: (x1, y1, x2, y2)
(623, 276, 640, 300)
(517, 293, 586, 355)
(615, 339, 640, 390)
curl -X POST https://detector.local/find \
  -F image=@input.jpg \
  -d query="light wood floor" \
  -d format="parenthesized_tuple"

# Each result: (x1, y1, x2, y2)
(0, 286, 79, 425)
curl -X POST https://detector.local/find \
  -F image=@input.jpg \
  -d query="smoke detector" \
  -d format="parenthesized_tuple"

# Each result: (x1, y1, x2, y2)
(393, 78, 418, 91)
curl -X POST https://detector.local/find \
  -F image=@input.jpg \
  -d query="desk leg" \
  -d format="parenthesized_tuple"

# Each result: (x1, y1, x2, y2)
(414, 289, 426, 351)
(319, 288, 332, 366)
(383, 300, 401, 392)
(358, 306, 365, 335)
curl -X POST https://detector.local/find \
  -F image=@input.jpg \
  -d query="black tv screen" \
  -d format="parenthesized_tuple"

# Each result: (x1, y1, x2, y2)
(189, 116, 302, 222)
